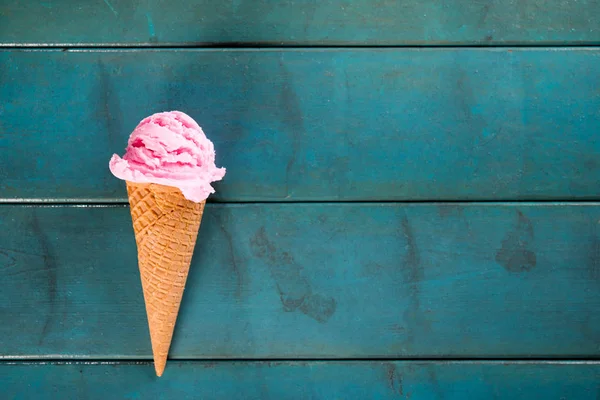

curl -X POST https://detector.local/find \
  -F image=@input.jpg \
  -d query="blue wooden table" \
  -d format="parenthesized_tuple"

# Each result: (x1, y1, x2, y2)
(1, 1, 599, 398)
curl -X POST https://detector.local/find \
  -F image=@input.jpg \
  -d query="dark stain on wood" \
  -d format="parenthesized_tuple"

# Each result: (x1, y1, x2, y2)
(454, 69, 487, 142)
(298, 293, 337, 323)
(579, 312, 600, 345)
(400, 215, 426, 345)
(2, 248, 51, 277)
(401, 216, 422, 284)
(0, 250, 16, 269)
(96, 60, 122, 151)
(302, 0, 318, 34)
(278, 59, 303, 198)
(214, 213, 246, 298)
(307, 295, 336, 323)
(386, 363, 395, 390)
(0, 58, 8, 141)
(251, 228, 309, 310)
(250, 227, 336, 323)
(30, 211, 58, 345)
(438, 205, 472, 238)
(589, 222, 600, 282)
(495, 210, 537, 273)
(426, 364, 443, 399)
(386, 363, 404, 396)
(584, 159, 598, 171)
(478, 2, 492, 27)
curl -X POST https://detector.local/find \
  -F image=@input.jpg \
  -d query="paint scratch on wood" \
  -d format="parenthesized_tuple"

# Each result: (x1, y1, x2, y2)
(102, 0, 118, 16)
(146, 13, 157, 42)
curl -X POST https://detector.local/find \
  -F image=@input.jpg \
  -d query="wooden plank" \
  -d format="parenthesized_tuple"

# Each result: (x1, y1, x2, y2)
(1, 203, 599, 358)
(1, 1, 599, 46)
(1, 49, 600, 202)
(2, 361, 599, 399)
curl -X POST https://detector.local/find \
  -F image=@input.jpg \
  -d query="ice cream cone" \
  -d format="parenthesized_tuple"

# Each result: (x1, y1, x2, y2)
(126, 181, 205, 377)
(109, 110, 225, 376)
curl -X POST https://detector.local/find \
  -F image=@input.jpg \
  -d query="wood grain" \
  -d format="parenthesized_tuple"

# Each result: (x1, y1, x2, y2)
(1, 1, 599, 46)
(1, 203, 599, 358)
(3, 361, 599, 399)
(1, 49, 600, 202)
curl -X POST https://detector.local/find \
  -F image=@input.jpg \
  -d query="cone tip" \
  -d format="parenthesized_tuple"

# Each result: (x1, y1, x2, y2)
(154, 360, 166, 377)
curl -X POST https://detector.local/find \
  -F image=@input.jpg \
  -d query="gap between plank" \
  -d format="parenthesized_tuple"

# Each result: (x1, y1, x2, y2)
(2, 44, 600, 51)
(2, 357, 600, 364)
(1, 200, 600, 207)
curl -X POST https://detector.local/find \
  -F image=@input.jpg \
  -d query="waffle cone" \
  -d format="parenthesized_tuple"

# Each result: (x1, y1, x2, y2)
(126, 181, 205, 377)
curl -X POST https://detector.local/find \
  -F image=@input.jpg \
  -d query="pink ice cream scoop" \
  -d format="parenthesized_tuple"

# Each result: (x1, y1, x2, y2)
(109, 111, 226, 202)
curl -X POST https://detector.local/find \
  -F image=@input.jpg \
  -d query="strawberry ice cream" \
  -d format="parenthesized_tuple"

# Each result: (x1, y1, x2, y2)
(109, 111, 226, 203)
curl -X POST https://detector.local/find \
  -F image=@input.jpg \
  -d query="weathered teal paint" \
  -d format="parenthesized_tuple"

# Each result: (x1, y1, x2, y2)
(1, 1, 599, 45)
(2, 361, 599, 399)
(1, 49, 600, 202)
(2, 1, 599, 395)
(1, 204, 599, 358)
